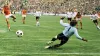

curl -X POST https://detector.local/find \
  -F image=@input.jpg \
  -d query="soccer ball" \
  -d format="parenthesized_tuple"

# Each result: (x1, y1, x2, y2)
(16, 30, 23, 37)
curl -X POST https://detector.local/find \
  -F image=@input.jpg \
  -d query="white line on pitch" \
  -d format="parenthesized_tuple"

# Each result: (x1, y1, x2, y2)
(0, 38, 100, 42)
(12, 25, 61, 28)
(0, 52, 100, 55)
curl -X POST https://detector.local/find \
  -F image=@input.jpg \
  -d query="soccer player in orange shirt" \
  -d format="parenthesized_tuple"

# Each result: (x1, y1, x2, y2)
(22, 8, 27, 24)
(3, 0, 16, 31)
(96, 12, 100, 21)
(74, 12, 82, 29)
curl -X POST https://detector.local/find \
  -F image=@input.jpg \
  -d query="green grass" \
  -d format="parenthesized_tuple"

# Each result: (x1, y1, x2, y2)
(0, 14, 100, 56)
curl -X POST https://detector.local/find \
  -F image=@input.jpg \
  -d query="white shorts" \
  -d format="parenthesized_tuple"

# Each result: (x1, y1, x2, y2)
(22, 15, 26, 17)
(76, 18, 81, 21)
(5, 14, 13, 18)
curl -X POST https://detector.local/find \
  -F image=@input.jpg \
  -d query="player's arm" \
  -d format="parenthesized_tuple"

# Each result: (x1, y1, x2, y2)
(74, 28, 88, 42)
(21, 10, 24, 14)
(74, 15, 77, 19)
(2, 8, 4, 14)
(80, 15, 82, 19)
(60, 17, 69, 27)
(26, 10, 27, 15)
(8, 0, 13, 7)
(90, 15, 93, 21)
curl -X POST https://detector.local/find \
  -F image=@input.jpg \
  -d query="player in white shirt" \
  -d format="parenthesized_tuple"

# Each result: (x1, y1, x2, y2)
(90, 11, 100, 30)
(73, 9, 77, 18)
(45, 17, 87, 49)
(73, 12, 77, 18)
(35, 10, 41, 26)
(66, 10, 73, 23)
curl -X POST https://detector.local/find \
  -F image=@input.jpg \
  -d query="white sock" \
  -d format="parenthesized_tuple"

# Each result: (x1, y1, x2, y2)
(97, 25, 100, 30)
(54, 35, 57, 38)
(36, 22, 40, 26)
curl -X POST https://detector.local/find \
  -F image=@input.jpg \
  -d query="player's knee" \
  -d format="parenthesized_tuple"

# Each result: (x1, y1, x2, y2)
(51, 38, 57, 41)
(60, 41, 67, 45)
(11, 16, 16, 19)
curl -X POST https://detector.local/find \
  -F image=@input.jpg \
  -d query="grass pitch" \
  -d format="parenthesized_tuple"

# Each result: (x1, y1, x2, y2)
(0, 14, 100, 56)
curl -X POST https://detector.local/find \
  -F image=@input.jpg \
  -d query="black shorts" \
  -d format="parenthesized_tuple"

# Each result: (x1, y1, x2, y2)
(93, 20, 98, 24)
(57, 33, 69, 41)
(36, 16, 40, 20)
(67, 18, 72, 21)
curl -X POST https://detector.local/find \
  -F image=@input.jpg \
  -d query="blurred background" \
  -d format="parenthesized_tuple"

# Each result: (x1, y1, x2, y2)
(0, 0, 100, 14)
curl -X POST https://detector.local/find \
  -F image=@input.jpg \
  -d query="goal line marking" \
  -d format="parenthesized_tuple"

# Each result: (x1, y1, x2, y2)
(0, 52, 100, 55)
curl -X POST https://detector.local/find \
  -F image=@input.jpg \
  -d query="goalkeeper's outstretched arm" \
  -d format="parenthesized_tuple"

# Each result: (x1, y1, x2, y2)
(7, 0, 13, 7)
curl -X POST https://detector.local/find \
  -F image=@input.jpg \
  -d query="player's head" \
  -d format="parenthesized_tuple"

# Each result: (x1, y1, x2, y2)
(70, 20, 77, 27)
(77, 12, 80, 14)
(73, 8, 77, 12)
(77, 12, 81, 15)
(4, 4, 8, 8)
(92, 11, 96, 15)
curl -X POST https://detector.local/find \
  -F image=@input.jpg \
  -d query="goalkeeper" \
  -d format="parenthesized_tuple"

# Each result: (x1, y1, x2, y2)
(45, 17, 88, 49)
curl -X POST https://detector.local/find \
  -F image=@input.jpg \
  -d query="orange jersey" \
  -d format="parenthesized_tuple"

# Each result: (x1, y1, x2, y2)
(22, 9, 27, 15)
(76, 15, 82, 18)
(76, 14, 82, 18)
(97, 13, 100, 17)
(3, 5, 11, 15)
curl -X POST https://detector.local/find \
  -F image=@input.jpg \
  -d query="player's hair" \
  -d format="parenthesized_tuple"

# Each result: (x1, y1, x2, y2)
(4, 5, 8, 8)
(76, 12, 81, 16)
(75, 12, 81, 18)
(92, 11, 96, 14)
(70, 20, 77, 26)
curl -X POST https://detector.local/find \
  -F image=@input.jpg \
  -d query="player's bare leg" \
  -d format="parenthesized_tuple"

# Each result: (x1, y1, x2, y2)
(47, 36, 57, 45)
(11, 15, 16, 22)
(22, 17, 25, 24)
(45, 36, 58, 49)
(36, 19, 40, 26)
(95, 23, 100, 30)
(76, 23, 78, 29)
(6, 19, 10, 31)
(80, 21, 82, 29)
(45, 36, 69, 49)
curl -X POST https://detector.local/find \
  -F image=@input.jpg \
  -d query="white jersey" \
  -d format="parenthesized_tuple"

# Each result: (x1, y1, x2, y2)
(35, 11, 41, 16)
(67, 12, 73, 18)
(90, 14, 98, 20)
(73, 12, 77, 18)
(60, 20, 82, 40)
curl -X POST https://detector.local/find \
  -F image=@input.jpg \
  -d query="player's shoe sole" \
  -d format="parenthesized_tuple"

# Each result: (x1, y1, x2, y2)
(45, 46, 51, 49)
